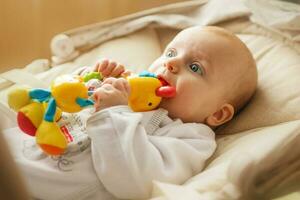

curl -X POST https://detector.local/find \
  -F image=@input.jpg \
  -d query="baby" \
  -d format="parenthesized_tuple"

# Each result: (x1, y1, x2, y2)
(83, 25, 257, 127)
(5, 26, 257, 200)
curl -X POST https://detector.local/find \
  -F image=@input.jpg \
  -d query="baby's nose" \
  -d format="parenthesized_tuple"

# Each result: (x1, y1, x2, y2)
(164, 59, 179, 73)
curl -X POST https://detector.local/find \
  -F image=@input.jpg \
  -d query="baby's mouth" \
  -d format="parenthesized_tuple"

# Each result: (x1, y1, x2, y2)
(156, 74, 176, 98)
(157, 74, 170, 86)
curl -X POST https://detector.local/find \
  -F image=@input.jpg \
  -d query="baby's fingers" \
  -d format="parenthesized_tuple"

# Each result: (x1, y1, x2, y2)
(102, 77, 117, 85)
(102, 78, 129, 94)
(92, 85, 115, 111)
(93, 88, 104, 111)
(122, 69, 132, 78)
(101, 61, 117, 77)
(110, 63, 125, 77)
(112, 78, 130, 95)
(94, 59, 109, 73)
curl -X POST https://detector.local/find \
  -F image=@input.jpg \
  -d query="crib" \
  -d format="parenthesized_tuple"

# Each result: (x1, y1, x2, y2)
(0, 0, 300, 199)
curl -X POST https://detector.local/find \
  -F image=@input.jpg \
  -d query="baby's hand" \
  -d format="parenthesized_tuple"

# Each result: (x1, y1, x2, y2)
(77, 59, 131, 78)
(93, 77, 130, 112)
(94, 59, 127, 78)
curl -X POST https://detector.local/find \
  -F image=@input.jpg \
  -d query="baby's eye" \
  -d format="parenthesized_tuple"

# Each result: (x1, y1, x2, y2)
(165, 49, 177, 58)
(189, 63, 204, 75)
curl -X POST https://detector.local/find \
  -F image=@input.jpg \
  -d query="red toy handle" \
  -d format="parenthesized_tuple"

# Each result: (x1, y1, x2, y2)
(156, 75, 176, 98)
(156, 86, 176, 98)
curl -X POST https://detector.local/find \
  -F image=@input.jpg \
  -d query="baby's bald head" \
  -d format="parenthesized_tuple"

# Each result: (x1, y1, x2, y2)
(200, 26, 257, 115)
(149, 25, 257, 126)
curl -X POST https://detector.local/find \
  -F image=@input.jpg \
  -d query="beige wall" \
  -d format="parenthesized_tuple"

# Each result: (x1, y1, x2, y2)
(0, 0, 185, 72)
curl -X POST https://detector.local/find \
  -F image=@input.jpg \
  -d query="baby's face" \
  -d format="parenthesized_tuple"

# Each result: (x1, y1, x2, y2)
(149, 26, 249, 124)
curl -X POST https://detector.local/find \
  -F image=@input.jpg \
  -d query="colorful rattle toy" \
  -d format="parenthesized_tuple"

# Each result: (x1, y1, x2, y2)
(7, 70, 176, 156)
(8, 74, 95, 155)
(127, 71, 176, 111)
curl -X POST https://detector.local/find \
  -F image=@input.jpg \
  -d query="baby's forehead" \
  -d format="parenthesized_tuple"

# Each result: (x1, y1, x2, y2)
(173, 27, 240, 54)
(181, 26, 240, 43)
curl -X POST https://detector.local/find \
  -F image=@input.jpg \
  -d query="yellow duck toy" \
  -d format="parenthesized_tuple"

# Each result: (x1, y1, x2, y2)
(8, 71, 176, 156)
(127, 71, 176, 111)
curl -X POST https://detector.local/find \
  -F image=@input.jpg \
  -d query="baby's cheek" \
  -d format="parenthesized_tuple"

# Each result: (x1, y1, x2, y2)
(148, 58, 163, 72)
(148, 64, 158, 73)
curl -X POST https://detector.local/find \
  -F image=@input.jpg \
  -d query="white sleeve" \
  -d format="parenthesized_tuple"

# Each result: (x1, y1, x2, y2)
(86, 106, 216, 199)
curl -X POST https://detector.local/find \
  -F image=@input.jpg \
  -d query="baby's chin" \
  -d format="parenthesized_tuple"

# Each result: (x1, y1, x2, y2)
(158, 99, 173, 114)
(159, 99, 204, 123)
(158, 99, 182, 120)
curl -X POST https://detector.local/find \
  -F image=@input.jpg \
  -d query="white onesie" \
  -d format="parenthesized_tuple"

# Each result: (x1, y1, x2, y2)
(4, 106, 216, 200)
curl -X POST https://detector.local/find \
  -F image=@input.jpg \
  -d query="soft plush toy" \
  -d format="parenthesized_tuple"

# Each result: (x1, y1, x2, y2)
(7, 71, 176, 156)
(127, 71, 176, 111)
(8, 74, 96, 155)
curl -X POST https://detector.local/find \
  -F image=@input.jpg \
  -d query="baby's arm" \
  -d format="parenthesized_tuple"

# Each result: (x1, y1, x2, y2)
(86, 108, 216, 199)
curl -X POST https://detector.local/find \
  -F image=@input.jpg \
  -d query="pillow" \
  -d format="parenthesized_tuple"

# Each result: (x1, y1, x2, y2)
(72, 27, 162, 72)
(217, 24, 300, 134)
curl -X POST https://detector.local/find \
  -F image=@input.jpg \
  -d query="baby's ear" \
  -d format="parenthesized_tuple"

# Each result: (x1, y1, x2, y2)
(205, 103, 234, 127)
